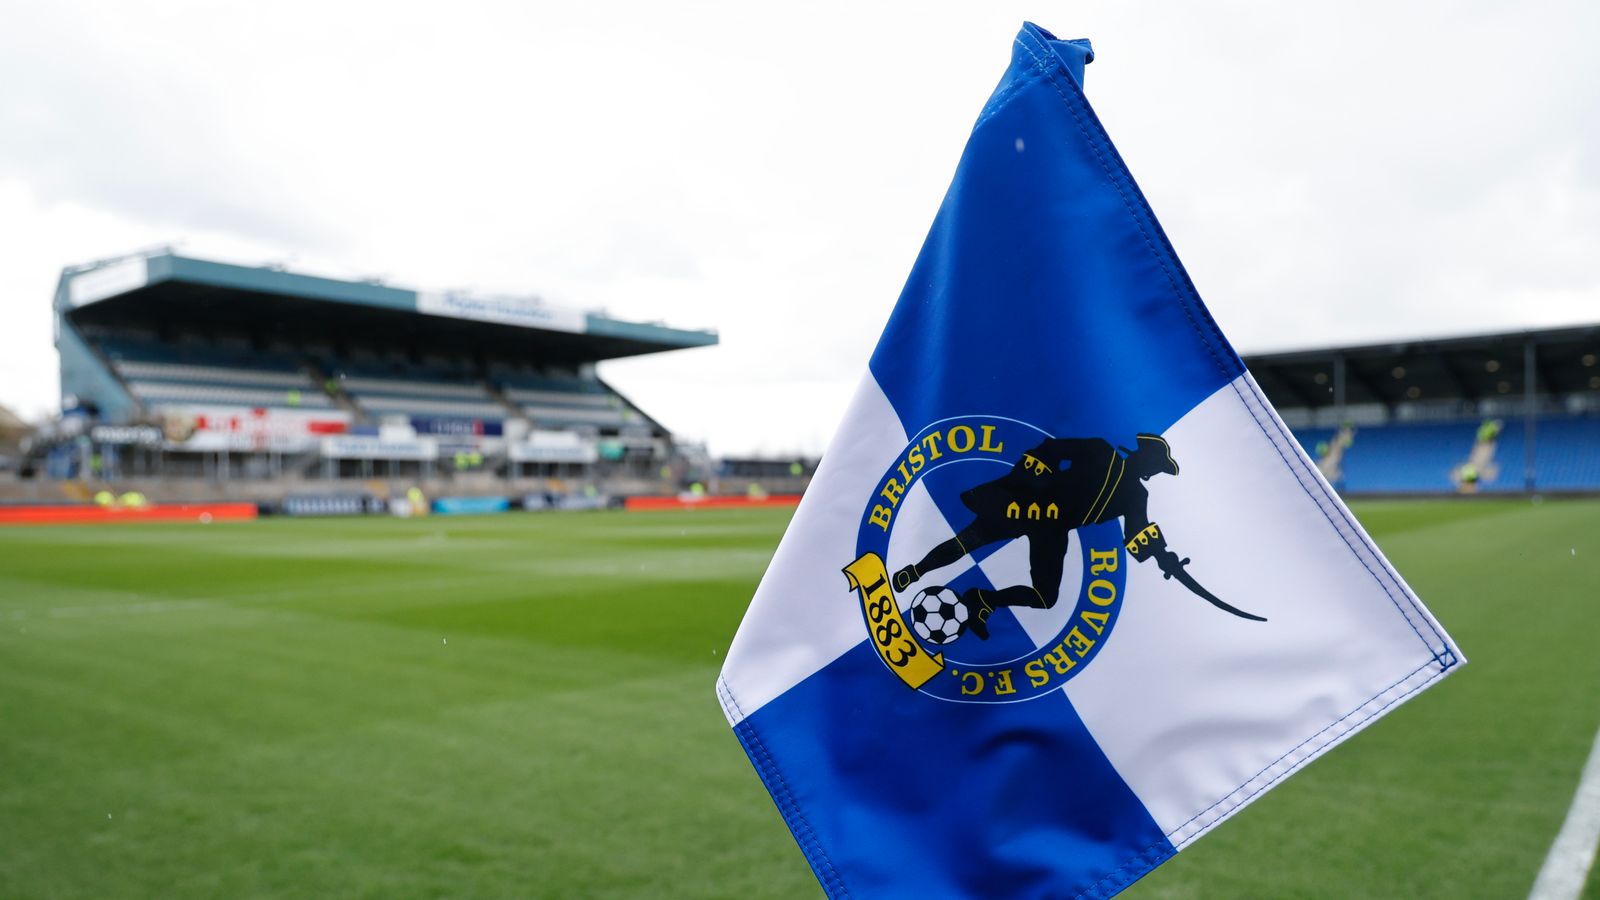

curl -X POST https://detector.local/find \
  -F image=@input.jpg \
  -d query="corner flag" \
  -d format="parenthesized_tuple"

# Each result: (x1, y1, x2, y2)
(716, 23, 1463, 898)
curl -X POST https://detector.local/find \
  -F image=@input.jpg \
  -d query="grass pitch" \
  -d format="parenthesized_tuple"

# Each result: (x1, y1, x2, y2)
(1, 500, 1597, 898)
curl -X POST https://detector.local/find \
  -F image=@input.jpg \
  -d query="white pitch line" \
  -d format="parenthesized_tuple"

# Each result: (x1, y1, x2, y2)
(1530, 720, 1600, 900)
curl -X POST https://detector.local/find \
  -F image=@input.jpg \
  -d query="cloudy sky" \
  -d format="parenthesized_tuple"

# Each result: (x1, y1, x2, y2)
(2, 1, 1595, 455)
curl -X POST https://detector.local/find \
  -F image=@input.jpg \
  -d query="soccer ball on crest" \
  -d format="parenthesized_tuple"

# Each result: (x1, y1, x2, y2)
(909, 586, 968, 645)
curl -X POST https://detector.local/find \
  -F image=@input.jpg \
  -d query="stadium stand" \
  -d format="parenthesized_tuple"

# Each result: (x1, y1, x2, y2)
(487, 360, 654, 429)
(1245, 324, 1600, 495)
(27, 251, 1594, 506)
(1290, 426, 1337, 462)
(100, 334, 332, 408)
(24, 250, 718, 501)
(1534, 416, 1600, 490)
(331, 368, 507, 423)
(1333, 421, 1477, 493)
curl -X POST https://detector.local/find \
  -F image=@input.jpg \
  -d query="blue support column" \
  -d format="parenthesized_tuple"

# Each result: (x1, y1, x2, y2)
(1523, 339, 1537, 492)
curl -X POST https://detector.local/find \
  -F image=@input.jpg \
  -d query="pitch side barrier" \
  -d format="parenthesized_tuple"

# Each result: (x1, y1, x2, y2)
(0, 492, 795, 523)
(1332, 490, 1600, 500)
(263, 491, 624, 517)
(0, 503, 258, 525)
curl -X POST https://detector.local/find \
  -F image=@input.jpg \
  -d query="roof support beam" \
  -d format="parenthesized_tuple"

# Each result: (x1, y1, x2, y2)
(1532, 350, 1561, 398)
(1333, 354, 1347, 424)
(1524, 338, 1537, 491)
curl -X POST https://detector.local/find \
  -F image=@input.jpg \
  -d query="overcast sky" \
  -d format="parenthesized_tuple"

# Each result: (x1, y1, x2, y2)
(1, 1, 1595, 455)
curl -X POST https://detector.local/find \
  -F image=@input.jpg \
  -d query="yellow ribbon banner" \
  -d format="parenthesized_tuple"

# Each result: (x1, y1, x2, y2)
(843, 552, 944, 690)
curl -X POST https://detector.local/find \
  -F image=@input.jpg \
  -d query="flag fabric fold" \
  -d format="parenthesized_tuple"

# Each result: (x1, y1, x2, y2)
(717, 22, 1463, 899)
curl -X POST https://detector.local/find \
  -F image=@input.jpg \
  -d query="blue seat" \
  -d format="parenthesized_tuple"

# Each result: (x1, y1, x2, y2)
(1337, 422, 1477, 493)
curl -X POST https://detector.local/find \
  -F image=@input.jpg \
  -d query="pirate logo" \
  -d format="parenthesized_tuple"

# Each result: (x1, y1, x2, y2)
(162, 410, 199, 444)
(843, 416, 1264, 704)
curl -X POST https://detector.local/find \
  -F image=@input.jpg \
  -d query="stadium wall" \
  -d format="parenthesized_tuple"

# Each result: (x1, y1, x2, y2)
(0, 502, 258, 526)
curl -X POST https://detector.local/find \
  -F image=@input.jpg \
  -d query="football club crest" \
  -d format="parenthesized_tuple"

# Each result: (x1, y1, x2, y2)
(843, 415, 1263, 704)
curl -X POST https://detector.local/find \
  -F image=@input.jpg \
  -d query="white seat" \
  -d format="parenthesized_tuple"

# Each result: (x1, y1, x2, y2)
(358, 396, 506, 418)
(130, 381, 332, 408)
(522, 405, 632, 426)
(504, 388, 617, 408)
(116, 361, 310, 388)
(339, 377, 490, 400)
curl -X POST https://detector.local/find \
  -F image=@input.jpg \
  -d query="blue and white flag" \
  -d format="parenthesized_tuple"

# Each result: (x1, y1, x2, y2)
(716, 23, 1463, 899)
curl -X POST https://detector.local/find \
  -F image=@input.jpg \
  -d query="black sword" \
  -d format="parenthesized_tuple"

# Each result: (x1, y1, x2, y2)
(1161, 557, 1267, 622)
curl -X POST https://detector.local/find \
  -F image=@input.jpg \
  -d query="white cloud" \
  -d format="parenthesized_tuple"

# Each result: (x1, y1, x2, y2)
(1, 0, 1595, 451)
